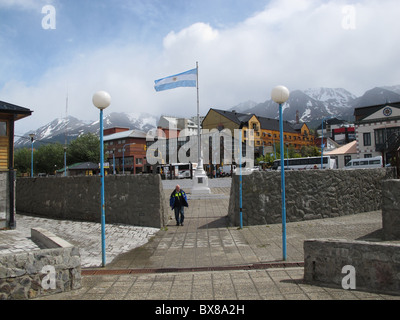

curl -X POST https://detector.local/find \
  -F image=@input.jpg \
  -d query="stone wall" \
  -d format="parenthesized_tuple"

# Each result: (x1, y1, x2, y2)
(228, 168, 395, 226)
(0, 228, 81, 300)
(382, 180, 400, 240)
(16, 174, 168, 229)
(303, 239, 400, 295)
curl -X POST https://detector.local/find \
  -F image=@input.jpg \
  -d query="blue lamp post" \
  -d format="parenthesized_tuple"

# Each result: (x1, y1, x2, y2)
(271, 85, 290, 261)
(92, 91, 111, 267)
(29, 134, 35, 177)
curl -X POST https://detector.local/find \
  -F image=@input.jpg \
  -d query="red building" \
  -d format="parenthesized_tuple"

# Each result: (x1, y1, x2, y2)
(104, 127, 149, 174)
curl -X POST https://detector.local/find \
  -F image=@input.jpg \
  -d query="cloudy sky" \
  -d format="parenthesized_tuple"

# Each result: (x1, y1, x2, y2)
(1, 0, 400, 135)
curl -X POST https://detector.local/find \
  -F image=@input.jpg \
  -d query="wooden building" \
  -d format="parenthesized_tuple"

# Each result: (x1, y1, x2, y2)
(0, 100, 32, 230)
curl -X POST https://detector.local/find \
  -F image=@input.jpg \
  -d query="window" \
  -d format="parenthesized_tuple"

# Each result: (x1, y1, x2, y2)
(363, 133, 371, 146)
(375, 127, 400, 146)
(136, 158, 143, 165)
(364, 154, 372, 158)
(0, 122, 6, 136)
(344, 156, 352, 166)
(125, 157, 134, 166)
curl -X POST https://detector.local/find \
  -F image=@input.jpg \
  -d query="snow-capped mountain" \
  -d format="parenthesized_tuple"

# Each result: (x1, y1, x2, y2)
(242, 89, 348, 122)
(15, 112, 158, 148)
(350, 87, 400, 109)
(236, 86, 400, 125)
(15, 84, 400, 148)
(303, 87, 356, 110)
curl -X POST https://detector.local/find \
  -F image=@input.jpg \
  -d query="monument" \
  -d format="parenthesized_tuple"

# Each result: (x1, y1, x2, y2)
(191, 156, 211, 195)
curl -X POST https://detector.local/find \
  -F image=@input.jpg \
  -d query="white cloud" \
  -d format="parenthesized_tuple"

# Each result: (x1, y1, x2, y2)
(0, 0, 54, 10)
(4, 0, 400, 134)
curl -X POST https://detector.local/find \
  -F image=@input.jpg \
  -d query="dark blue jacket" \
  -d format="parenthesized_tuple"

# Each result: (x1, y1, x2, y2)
(170, 189, 189, 209)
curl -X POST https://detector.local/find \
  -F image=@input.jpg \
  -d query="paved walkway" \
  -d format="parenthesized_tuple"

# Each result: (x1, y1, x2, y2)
(1, 178, 400, 300)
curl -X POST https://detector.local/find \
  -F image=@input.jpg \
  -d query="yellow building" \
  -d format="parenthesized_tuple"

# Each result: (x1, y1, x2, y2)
(202, 108, 315, 158)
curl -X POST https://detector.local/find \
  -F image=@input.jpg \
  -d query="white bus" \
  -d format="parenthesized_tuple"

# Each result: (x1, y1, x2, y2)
(344, 156, 383, 170)
(272, 156, 336, 171)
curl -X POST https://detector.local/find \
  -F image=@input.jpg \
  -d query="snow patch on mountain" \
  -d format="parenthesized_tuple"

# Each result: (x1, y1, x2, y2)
(15, 112, 159, 148)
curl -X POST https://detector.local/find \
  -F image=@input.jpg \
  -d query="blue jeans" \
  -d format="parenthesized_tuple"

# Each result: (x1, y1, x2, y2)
(174, 206, 184, 225)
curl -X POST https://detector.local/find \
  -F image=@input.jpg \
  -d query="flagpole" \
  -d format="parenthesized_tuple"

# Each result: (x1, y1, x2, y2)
(191, 61, 210, 194)
(196, 61, 201, 166)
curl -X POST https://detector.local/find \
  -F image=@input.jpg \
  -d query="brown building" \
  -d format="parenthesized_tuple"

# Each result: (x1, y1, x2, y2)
(104, 127, 149, 174)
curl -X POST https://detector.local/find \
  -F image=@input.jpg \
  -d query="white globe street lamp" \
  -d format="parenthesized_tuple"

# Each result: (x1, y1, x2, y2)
(271, 85, 290, 104)
(92, 91, 111, 267)
(271, 85, 290, 261)
(93, 91, 111, 110)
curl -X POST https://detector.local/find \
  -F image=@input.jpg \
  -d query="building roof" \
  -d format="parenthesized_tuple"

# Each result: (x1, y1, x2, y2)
(258, 117, 298, 133)
(325, 140, 357, 156)
(103, 129, 147, 142)
(354, 101, 400, 122)
(0, 100, 33, 120)
(209, 108, 299, 133)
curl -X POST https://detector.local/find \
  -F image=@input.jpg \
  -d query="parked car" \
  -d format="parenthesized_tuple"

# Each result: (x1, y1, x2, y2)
(177, 170, 191, 179)
(344, 156, 383, 170)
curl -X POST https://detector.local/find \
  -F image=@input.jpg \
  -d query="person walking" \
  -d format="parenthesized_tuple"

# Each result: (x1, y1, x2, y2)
(170, 184, 188, 226)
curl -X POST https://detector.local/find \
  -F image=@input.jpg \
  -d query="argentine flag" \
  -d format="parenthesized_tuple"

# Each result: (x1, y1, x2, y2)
(154, 68, 197, 92)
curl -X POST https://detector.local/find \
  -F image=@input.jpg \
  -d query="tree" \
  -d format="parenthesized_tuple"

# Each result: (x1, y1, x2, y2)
(14, 148, 32, 176)
(35, 143, 65, 174)
(300, 145, 321, 157)
(67, 133, 100, 165)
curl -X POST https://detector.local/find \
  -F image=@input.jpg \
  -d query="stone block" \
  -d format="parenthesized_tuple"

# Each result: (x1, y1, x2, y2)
(304, 239, 400, 295)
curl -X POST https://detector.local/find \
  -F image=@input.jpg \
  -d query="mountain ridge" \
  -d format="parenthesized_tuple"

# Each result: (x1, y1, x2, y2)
(15, 85, 400, 148)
